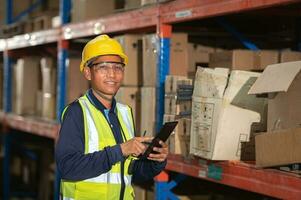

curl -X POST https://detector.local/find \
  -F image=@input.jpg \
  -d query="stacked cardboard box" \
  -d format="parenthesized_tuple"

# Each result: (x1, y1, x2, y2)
(143, 33, 196, 86)
(115, 34, 143, 86)
(209, 50, 279, 71)
(67, 58, 90, 103)
(140, 87, 156, 136)
(280, 51, 301, 62)
(71, 0, 116, 23)
(249, 61, 301, 167)
(125, 0, 141, 9)
(190, 67, 267, 160)
(164, 75, 193, 157)
(40, 57, 56, 119)
(13, 57, 41, 116)
(188, 43, 215, 73)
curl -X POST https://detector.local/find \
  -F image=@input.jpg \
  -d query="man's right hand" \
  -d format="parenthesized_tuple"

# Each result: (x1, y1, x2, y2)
(120, 137, 153, 157)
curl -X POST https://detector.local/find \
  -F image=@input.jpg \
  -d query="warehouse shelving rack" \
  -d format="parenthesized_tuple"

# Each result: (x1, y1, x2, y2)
(1, 0, 301, 199)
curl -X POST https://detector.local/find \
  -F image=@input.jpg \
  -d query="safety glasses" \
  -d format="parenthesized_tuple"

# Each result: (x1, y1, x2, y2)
(90, 62, 125, 74)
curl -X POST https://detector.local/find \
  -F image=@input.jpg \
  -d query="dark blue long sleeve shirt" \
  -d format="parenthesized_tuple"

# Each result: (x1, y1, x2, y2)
(55, 89, 166, 183)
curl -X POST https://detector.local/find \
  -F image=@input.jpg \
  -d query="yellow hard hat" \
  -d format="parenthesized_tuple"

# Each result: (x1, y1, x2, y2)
(80, 34, 128, 72)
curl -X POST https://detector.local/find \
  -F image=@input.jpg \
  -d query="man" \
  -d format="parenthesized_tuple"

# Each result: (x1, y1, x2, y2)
(55, 34, 168, 200)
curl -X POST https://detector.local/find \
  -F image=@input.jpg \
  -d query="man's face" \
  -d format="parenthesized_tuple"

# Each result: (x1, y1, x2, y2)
(83, 55, 124, 96)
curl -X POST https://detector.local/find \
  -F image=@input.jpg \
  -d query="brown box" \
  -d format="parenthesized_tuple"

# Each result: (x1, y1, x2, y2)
(115, 35, 142, 86)
(71, 0, 116, 23)
(188, 43, 215, 72)
(13, 57, 40, 115)
(255, 50, 279, 70)
(209, 50, 255, 70)
(170, 33, 189, 76)
(115, 87, 141, 133)
(256, 128, 301, 167)
(142, 34, 157, 86)
(249, 61, 301, 131)
(140, 87, 156, 136)
(164, 116, 191, 156)
(33, 15, 52, 31)
(125, 0, 141, 9)
(67, 58, 89, 103)
(280, 51, 301, 63)
(209, 50, 279, 71)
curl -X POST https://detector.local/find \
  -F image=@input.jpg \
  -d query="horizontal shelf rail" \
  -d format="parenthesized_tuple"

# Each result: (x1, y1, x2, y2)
(166, 154, 301, 199)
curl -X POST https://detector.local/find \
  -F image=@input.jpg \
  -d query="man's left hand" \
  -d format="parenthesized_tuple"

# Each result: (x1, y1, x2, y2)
(147, 141, 168, 162)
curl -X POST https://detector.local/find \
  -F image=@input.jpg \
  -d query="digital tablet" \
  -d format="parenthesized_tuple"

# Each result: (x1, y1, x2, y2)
(139, 121, 178, 159)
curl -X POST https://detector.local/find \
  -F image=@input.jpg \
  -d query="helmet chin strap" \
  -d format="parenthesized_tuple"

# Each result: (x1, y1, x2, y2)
(92, 88, 114, 103)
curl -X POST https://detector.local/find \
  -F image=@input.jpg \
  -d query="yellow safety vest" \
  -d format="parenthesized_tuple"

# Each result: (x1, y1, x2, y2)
(60, 95, 136, 200)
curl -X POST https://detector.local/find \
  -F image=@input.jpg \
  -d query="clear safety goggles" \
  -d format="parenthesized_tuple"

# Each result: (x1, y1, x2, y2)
(90, 62, 125, 74)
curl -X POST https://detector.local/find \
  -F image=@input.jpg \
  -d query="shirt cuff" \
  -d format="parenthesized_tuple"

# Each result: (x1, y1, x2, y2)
(105, 144, 126, 165)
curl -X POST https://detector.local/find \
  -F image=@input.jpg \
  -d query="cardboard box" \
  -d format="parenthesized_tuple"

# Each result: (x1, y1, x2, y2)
(13, 57, 40, 115)
(190, 68, 266, 160)
(142, 33, 190, 86)
(256, 128, 301, 167)
(141, 0, 169, 6)
(67, 58, 89, 103)
(41, 57, 56, 94)
(71, 0, 116, 23)
(170, 33, 189, 76)
(42, 93, 56, 119)
(188, 43, 215, 72)
(209, 50, 279, 71)
(165, 116, 191, 156)
(164, 95, 191, 115)
(140, 87, 156, 136)
(165, 75, 192, 94)
(249, 61, 301, 131)
(115, 35, 142, 86)
(115, 87, 141, 133)
(280, 51, 301, 62)
(142, 34, 157, 86)
(125, 0, 141, 9)
(255, 50, 279, 70)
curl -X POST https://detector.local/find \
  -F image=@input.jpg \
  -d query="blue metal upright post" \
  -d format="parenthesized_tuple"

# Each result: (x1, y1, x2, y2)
(5, 0, 13, 24)
(54, 1, 71, 199)
(155, 24, 171, 132)
(3, 51, 13, 113)
(3, 1, 13, 199)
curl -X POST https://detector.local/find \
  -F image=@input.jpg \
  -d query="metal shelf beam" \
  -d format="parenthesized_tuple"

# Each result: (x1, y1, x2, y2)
(3, 114, 59, 139)
(166, 154, 301, 199)
(160, 0, 301, 24)
(62, 6, 158, 39)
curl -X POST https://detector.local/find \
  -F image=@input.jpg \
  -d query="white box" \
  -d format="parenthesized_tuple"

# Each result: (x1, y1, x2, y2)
(190, 68, 266, 160)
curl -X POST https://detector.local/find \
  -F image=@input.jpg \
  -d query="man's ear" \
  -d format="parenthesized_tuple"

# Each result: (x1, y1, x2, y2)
(83, 66, 92, 80)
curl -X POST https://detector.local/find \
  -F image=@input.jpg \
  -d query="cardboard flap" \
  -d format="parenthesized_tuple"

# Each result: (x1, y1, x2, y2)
(248, 61, 301, 94)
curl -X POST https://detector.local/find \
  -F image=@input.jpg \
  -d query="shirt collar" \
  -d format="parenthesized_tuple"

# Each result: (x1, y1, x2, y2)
(86, 89, 116, 113)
